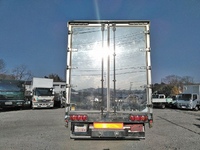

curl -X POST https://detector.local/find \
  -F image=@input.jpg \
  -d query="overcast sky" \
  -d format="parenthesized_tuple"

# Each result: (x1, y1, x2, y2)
(0, 0, 200, 83)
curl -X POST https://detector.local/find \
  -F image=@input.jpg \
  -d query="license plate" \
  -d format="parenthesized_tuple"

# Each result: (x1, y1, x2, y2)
(182, 106, 186, 108)
(74, 125, 87, 132)
(5, 102, 12, 105)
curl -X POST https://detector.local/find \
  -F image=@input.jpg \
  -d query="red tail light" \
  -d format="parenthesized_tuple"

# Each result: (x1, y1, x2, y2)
(70, 115, 87, 121)
(141, 115, 148, 121)
(130, 115, 135, 121)
(70, 115, 77, 121)
(135, 115, 140, 121)
(77, 115, 83, 121)
(82, 115, 87, 121)
(129, 115, 148, 121)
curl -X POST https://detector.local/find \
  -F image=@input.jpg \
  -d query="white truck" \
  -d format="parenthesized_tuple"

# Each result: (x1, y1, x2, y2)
(65, 20, 153, 140)
(177, 85, 200, 111)
(31, 77, 54, 109)
(152, 94, 172, 109)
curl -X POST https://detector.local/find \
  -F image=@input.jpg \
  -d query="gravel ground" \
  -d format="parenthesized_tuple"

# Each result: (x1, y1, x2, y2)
(0, 108, 200, 150)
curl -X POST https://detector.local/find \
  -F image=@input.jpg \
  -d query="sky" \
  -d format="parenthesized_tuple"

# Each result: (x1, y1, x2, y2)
(0, 0, 200, 83)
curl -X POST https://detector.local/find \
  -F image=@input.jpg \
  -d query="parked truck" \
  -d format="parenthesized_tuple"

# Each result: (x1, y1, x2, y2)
(31, 77, 54, 109)
(65, 20, 153, 140)
(0, 79, 25, 109)
(54, 91, 66, 108)
(177, 85, 200, 110)
(152, 94, 172, 109)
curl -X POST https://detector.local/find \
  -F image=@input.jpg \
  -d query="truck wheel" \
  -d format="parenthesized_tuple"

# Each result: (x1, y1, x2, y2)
(161, 104, 165, 109)
(194, 106, 199, 111)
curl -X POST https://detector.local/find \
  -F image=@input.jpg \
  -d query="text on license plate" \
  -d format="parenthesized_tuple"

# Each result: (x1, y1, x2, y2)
(5, 102, 12, 105)
(74, 125, 87, 132)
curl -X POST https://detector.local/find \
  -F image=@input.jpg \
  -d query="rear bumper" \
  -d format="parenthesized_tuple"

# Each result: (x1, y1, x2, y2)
(69, 122, 145, 140)
(70, 129, 145, 140)
(32, 102, 54, 108)
(0, 100, 24, 108)
(177, 105, 193, 109)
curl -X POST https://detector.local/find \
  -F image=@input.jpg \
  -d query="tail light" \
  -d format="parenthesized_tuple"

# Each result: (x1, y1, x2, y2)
(52, 99, 54, 101)
(70, 115, 87, 121)
(129, 115, 148, 121)
(33, 98, 37, 101)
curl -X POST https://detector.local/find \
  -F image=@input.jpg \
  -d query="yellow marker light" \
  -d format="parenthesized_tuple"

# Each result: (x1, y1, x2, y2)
(71, 107, 75, 111)
(94, 123, 123, 129)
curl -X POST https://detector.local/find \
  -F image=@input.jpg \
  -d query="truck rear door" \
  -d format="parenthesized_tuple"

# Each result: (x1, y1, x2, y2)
(66, 21, 152, 114)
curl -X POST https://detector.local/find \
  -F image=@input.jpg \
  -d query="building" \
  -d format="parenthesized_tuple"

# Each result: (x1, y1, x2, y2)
(53, 82, 66, 93)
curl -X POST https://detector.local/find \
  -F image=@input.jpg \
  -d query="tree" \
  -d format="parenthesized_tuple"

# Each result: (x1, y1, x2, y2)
(12, 64, 33, 81)
(0, 59, 15, 79)
(162, 75, 194, 92)
(47, 73, 63, 82)
(153, 75, 195, 96)
(181, 76, 194, 85)
(159, 84, 174, 97)
(171, 86, 179, 95)
(0, 59, 6, 74)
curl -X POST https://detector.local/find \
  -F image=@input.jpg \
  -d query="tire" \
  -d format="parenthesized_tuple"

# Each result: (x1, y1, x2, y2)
(161, 104, 165, 109)
(194, 106, 199, 111)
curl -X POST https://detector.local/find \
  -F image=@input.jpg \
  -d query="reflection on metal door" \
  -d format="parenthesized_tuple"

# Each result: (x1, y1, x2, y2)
(67, 22, 150, 112)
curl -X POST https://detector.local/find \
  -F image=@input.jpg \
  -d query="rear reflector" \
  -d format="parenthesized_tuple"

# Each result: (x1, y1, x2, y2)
(129, 115, 148, 121)
(93, 123, 123, 129)
(124, 124, 144, 132)
(69, 115, 87, 121)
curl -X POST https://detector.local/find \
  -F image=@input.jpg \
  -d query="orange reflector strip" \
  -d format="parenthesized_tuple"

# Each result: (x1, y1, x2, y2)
(93, 123, 123, 129)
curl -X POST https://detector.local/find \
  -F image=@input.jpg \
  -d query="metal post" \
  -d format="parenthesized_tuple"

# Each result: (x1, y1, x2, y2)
(101, 24, 105, 114)
(113, 24, 116, 113)
(107, 25, 110, 112)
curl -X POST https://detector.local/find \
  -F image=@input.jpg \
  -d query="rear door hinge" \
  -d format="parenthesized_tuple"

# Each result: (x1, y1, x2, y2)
(67, 66, 78, 69)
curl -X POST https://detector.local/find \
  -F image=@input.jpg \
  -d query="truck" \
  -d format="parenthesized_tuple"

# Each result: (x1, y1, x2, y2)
(0, 79, 25, 109)
(177, 85, 200, 111)
(53, 82, 66, 108)
(64, 20, 153, 140)
(152, 94, 172, 109)
(31, 77, 54, 109)
(54, 91, 66, 108)
(167, 95, 180, 108)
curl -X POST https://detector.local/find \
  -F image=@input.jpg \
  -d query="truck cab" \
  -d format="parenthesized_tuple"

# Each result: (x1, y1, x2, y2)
(0, 80, 25, 109)
(31, 78, 54, 109)
(177, 93, 200, 110)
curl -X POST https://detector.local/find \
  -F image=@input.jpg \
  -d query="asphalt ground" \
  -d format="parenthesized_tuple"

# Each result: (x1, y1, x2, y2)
(1, 107, 200, 150)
